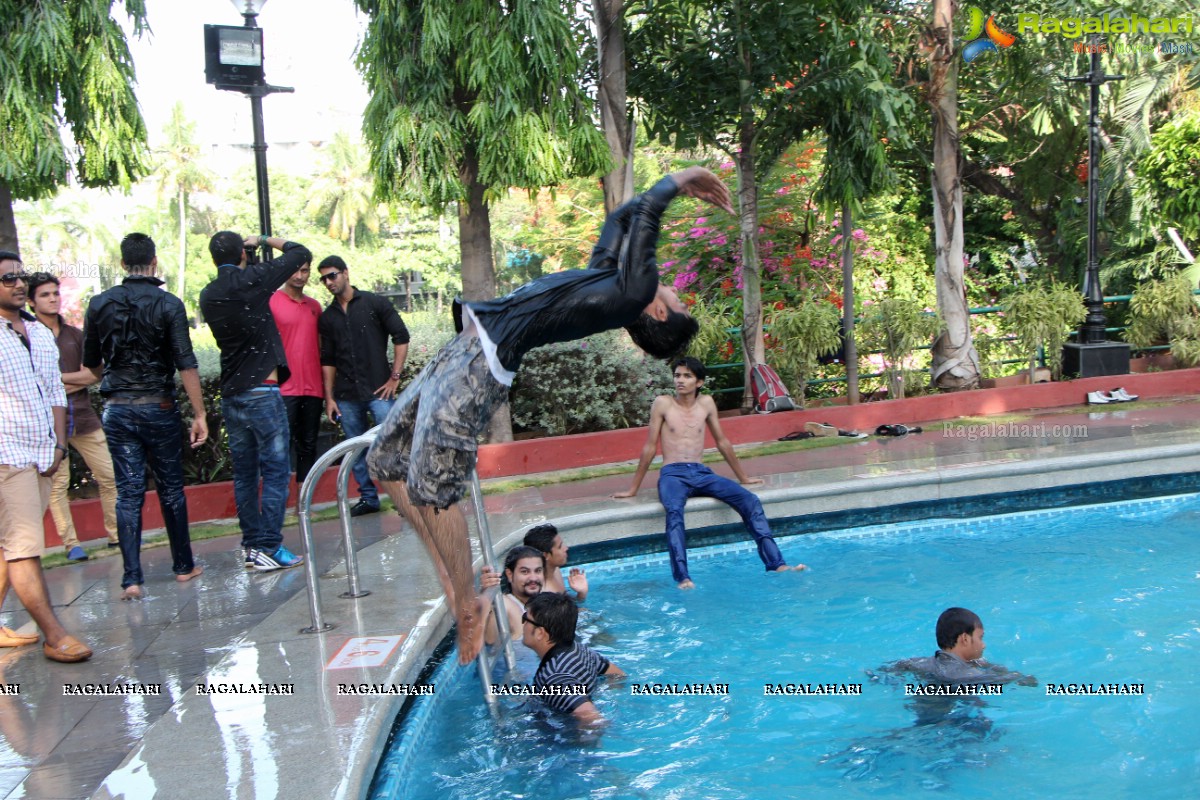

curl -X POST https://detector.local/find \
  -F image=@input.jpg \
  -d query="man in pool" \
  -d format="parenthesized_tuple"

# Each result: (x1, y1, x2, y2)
(524, 592, 624, 724)
(613, 356, 806, 588)
(367, 167, 733, 663)
(524, 524, 588, 601)
(484, 545, 545, 644)
(886, 607, 1037, 687)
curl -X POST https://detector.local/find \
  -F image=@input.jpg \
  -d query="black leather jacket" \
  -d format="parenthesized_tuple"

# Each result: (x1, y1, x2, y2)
(82, 275, 199, 396)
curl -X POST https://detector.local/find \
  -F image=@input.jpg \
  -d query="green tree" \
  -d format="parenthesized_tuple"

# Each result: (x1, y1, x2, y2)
(353, 0, 611, 303)
(628, 0, 895, 410)
(15, 192, 119, 287)
(0, 0, 149, 253)
(306, 132, 382, 250)
(154, 103, 213, 301)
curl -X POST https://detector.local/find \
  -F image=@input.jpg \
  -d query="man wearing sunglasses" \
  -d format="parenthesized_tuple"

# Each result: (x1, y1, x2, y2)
(316, 255, 409, 517)
(0, 253, 92, 661)
(523, 592, 624, 724)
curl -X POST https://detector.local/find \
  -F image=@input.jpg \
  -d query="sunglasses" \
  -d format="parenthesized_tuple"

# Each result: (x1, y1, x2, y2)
(520, 611, 544, 629)
(318, 271, 343, 284)
(0, 272, 29, 287)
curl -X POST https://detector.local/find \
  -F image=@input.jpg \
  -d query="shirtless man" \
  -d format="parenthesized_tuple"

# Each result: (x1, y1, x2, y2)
(614, 356, 805, 588)
(367, 168, 732, 662)
(524, 524, 588, 601)
(484, 545, 544, 644)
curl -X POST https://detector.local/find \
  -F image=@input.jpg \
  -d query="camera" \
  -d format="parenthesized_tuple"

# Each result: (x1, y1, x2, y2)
(244, 242, 261, 266)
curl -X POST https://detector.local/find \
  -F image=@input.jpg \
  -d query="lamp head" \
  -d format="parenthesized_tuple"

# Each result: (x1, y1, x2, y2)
(230, 0, 268, 18)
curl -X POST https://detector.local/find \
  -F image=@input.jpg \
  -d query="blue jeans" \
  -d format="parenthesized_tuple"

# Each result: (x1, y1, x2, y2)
(223, 388, 291, 552)
(102, 402, 195, 589)
(337, 397, 394, 505)
(657, 462, 787, 583)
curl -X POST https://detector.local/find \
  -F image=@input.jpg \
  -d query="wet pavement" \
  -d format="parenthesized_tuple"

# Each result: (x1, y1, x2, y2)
(1, 396, 1199, 799)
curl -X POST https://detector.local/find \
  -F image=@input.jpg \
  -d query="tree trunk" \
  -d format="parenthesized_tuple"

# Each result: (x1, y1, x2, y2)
(927, 0, 980, 391)
(735, 136, 765, 413)
(592, 0, 634, 213)
(458, 142, 512, 442)
(177, 186, 187, 301)
(0, 182, 19, 255)
(841, 201, 859, 404)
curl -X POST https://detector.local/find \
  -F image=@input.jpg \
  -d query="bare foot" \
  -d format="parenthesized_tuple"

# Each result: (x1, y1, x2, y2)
(456, 592, 489, 665)
(677, 579, 695, 590)
(121, 585, 143, 600)
(774, 564, 808, 572)
(175, 566, 204, 582)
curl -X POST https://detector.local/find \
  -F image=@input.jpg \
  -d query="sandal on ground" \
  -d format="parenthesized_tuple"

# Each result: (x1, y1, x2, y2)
(875, 424, 923, 437)
(0, 626, 38, 647)
(43, 636, 92, 663)
(779, 431, 816, 441)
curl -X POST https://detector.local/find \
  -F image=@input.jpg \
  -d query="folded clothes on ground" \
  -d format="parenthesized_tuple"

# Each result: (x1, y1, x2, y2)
(875, 424, 923, 437)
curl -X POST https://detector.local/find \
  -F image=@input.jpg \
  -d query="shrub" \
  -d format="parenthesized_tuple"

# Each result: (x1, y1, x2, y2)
(1001, 282, 1087, 381)
(509, 331, 674, 435)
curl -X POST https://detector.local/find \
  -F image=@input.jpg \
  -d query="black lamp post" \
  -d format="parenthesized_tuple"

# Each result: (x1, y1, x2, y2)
(204, 0, 293, 258)
(1061, 36, 1130, 378)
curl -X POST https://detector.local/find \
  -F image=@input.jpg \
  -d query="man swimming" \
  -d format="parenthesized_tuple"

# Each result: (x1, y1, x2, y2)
(885, 607, 1037, 687)
(613, 356, 805, 588)
(367, 167, 733, 662)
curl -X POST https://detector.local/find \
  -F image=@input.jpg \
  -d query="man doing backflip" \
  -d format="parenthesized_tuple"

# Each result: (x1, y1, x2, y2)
(614, 356, 805, 588)
(367, 167, 731, 663)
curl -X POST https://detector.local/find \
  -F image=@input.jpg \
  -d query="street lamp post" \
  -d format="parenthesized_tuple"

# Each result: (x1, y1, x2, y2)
(1061, 35, 1130, 378)
(204, 0, 293, 258)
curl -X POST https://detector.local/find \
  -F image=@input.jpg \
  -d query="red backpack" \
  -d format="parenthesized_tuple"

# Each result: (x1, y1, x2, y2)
(751, 364, 796, 413)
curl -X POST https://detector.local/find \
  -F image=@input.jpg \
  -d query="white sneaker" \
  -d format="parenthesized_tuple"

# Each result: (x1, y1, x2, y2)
(1110, 387, 1139, 402)
(1087, 391, 1112, 405)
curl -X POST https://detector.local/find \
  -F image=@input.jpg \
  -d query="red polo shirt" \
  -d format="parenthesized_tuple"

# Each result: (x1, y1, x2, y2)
(270, 290, 323, 398)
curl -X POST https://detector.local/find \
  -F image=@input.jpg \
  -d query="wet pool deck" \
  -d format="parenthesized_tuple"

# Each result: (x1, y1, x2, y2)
(3, 394, 1200, 800)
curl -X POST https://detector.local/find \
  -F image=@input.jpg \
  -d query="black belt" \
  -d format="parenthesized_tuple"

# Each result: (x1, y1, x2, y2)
(106, 396, 173, 406)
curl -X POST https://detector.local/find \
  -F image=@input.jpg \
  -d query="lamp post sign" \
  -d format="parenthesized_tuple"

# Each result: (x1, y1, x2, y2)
(1061, 35, 1131, 378)
(204, 0, 292, 257)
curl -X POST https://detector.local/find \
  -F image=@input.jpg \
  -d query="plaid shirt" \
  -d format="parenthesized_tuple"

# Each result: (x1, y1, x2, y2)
(0, 310, 67, 471)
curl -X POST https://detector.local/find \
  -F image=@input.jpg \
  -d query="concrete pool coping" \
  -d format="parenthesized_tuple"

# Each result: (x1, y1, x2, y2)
(83, 404, 1200, 800)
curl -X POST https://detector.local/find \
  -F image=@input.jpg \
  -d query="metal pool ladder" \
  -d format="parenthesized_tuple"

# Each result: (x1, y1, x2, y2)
(295, 431, 517, 710)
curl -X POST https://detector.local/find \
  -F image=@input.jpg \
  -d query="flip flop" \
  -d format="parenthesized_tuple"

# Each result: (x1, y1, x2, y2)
(779, 431, 815, 441)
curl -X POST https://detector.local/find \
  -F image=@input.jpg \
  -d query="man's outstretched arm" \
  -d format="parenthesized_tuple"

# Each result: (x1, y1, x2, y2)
(705, 396, 761, 486)
(613, 397, 668, 497)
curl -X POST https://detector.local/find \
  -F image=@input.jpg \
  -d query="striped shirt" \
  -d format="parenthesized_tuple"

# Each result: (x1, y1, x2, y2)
(0, 311, 67, 471)
(533, 641, 611, 714)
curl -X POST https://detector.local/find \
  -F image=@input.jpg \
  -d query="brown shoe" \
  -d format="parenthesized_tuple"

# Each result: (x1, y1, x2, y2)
(0, 626, 38, 647)
(43, 636, 93, 663)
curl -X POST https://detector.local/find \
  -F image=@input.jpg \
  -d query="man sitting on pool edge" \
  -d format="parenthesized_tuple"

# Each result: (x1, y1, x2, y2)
(524, 592, 624, 724)
(613, 356, 806, 588)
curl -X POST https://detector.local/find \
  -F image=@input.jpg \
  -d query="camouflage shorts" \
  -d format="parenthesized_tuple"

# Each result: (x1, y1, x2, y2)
(366, 333, 509, 509)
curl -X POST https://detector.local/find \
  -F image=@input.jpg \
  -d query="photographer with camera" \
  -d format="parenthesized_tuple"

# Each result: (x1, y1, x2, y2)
(199, 232, 312, 572)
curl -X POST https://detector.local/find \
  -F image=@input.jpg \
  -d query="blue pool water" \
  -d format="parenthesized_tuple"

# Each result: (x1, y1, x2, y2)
(371, 493, 1200, 799)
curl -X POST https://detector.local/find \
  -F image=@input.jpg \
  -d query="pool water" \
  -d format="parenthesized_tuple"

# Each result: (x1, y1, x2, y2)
(372, 493, 1200, 799)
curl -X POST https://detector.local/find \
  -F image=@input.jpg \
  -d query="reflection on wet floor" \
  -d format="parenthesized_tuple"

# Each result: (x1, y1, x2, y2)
(0, 397, 1198, 798)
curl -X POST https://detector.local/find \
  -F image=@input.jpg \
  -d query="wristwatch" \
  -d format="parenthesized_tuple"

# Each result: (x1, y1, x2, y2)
(55, 444, 68, 455)
(390, 372, 401, 381)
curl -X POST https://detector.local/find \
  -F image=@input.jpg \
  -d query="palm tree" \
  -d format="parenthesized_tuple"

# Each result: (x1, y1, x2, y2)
(306, 132, 381, 250)
(16, 192, 119, 288)
(154, 103, 213, 300)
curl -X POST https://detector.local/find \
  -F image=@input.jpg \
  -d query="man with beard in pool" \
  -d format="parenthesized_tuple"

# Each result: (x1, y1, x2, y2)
(367, 167, 732, 663)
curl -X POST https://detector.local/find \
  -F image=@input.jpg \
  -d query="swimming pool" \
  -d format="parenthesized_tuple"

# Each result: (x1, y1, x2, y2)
(370, 492, 1200, 799)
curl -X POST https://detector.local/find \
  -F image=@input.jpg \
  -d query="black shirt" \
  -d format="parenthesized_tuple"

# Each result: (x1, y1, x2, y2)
(318, 289, 410, 402)
(82, 275, 198, 397)
(532, 640, 611, 715)
(199, 242, 312, 396)
(466, 175, 679, 374)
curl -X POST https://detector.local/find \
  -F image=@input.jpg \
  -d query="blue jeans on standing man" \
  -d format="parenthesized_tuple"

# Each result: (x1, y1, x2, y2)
(223, 387, 291, 553)
(336, 397, 394, 508)
(102, 401, 196, 589)
(656, 462, 788, 584)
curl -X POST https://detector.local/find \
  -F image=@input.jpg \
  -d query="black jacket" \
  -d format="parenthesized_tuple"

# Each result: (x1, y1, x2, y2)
(199, 241, 312, 396)
(82, 275, 198, 396)
(318, 288, 410, 401)
(465, 175, 678, 373)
